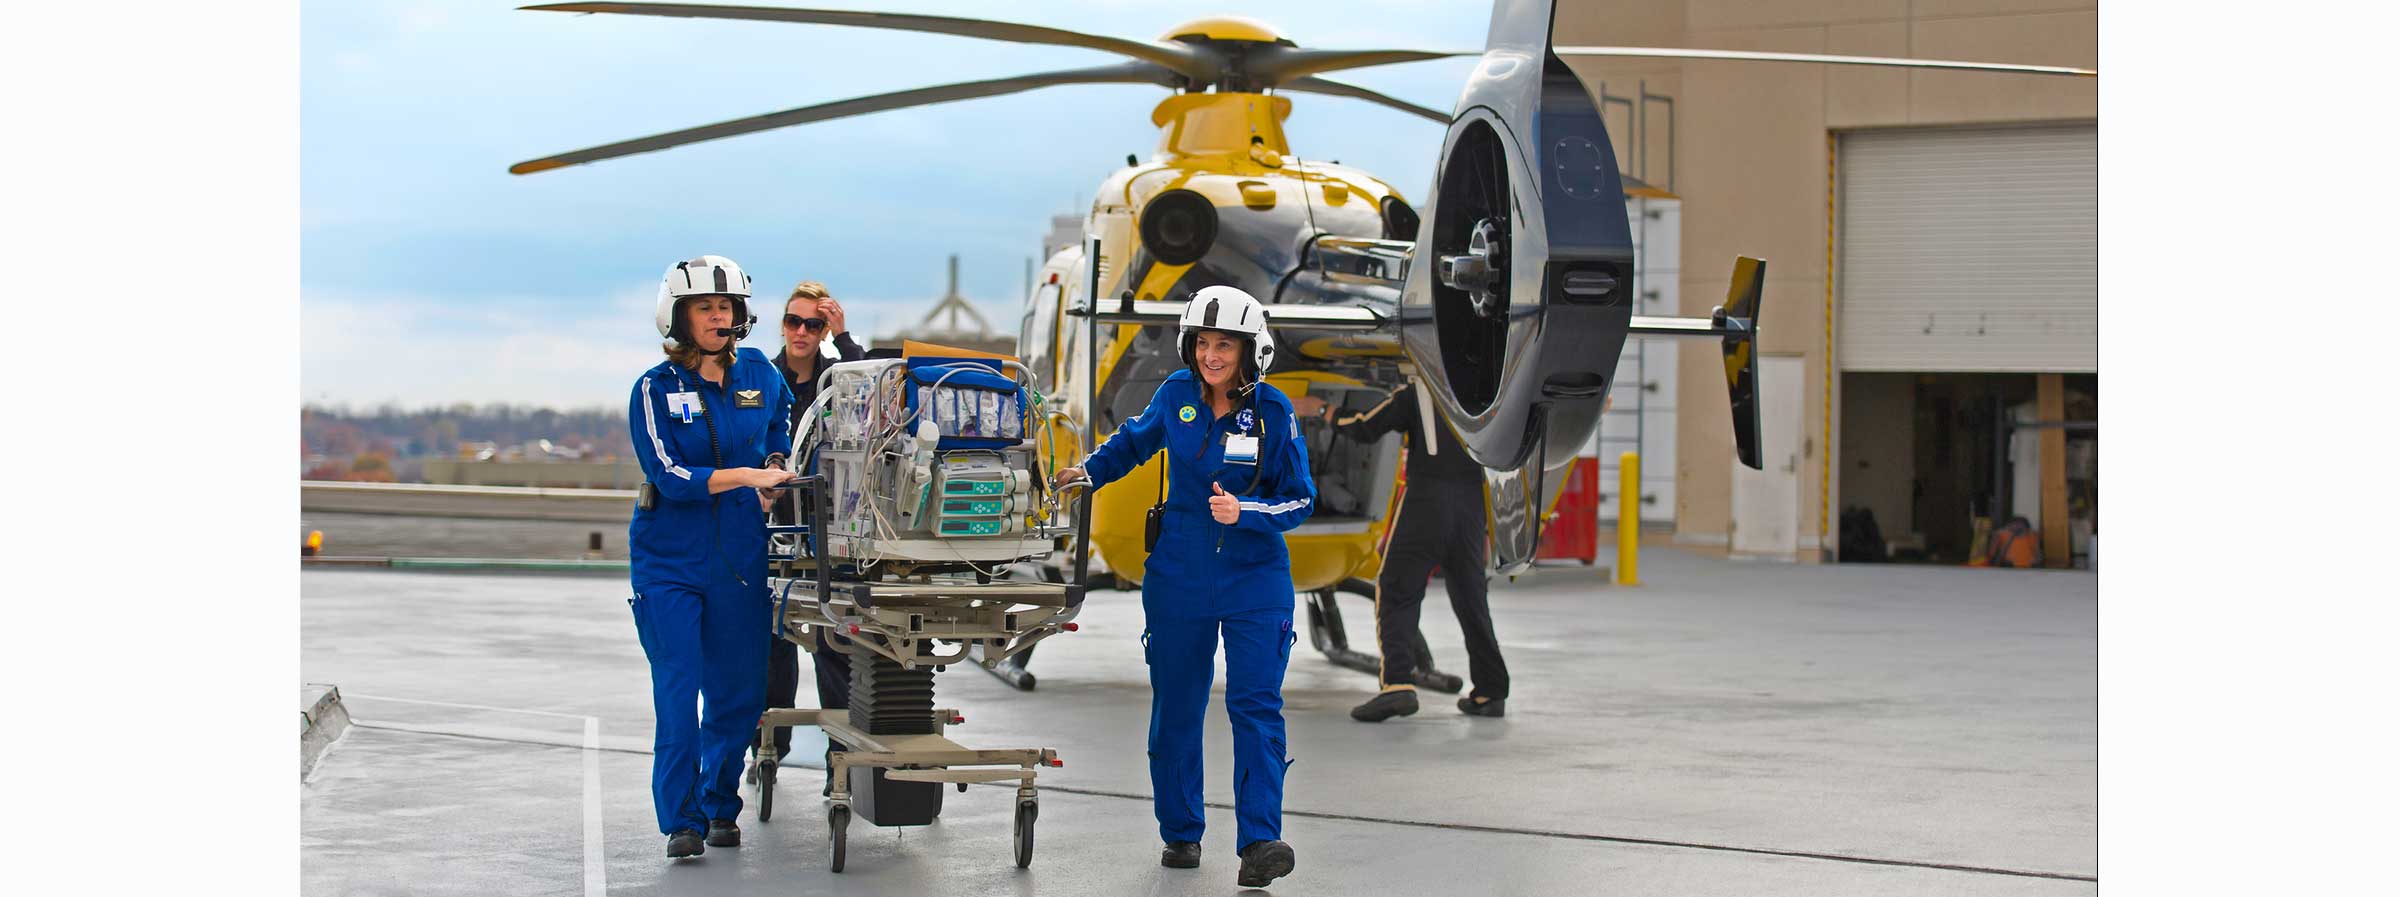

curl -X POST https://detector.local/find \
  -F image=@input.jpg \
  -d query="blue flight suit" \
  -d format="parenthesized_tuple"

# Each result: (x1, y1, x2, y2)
(625, 348, 794, 836)
(1081, 368, 1315, 851)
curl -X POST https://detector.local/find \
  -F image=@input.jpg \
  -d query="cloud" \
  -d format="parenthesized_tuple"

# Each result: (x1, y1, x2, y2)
(303, 283, 662, 409)
(300, 0, 1495, 408)
(301, 280, 1029, 409)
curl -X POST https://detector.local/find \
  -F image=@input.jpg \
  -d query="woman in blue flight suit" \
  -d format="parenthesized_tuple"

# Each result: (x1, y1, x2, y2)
(1053, 285, 1312, 888)
(625, 255, 797, 860)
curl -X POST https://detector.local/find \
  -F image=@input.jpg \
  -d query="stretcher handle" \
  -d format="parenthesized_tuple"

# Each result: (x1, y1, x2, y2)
(1071, 470, 1094, 588)
(775, 474, 827, 641)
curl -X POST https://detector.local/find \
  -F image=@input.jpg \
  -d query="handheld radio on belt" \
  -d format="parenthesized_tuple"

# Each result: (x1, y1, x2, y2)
(1144, 452, 1166, 552)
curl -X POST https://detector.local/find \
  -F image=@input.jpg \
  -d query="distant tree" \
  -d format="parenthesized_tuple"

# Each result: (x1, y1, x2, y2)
(300, 402, 629, 473)
(348, 452, 396, 483)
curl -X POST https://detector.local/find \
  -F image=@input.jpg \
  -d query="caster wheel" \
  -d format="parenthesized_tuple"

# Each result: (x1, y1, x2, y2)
(1012, 800, 1037, 868)
(829, 804, 850, 873)
(956, 782, 969, 793)
(757, 760, 776, 822)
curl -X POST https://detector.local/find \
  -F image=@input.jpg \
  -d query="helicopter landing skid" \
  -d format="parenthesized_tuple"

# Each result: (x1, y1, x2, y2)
(1304, 580, 1465, 694)
(972, 642, 1038, 691)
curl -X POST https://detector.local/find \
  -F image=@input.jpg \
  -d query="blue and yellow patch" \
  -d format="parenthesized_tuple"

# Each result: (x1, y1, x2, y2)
(1178, 405, 1198, 423)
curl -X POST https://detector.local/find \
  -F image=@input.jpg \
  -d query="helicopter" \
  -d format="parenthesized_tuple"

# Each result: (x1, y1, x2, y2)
(510, 0, 2095, 687)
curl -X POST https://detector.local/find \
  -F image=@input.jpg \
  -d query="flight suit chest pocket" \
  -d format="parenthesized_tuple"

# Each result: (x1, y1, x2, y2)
(1167, 417, 1206, 463)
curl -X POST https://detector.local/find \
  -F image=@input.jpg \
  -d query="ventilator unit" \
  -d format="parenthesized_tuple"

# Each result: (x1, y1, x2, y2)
(789, 355, 1059, 565)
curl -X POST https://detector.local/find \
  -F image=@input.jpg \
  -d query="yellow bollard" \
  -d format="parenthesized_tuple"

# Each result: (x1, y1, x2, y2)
(1616, 452, 1640, 585)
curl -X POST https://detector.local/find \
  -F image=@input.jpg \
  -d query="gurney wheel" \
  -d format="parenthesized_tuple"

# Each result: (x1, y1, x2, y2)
(828, 804, 850, 873)
(1012, 800, 1037, 868)
(756, 759, 776, 822)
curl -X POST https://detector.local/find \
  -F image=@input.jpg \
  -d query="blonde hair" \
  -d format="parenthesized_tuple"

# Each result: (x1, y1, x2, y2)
(787, 280, 831, 306)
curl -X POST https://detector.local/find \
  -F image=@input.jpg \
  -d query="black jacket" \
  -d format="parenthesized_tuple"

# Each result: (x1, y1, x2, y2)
(768, 333, 863, 526)
(1329, 382, 1484, 486)
(771, 331, 865, 423)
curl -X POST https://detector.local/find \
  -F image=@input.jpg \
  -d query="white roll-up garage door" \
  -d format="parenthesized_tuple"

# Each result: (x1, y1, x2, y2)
(1838, 124, 2096, 373)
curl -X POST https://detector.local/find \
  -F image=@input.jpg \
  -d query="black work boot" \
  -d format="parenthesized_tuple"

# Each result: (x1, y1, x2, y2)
(1349, 688, 1419, 722)
(1161, 840, 1202, 868)
(706, 818, 741, 847)
(1458, 695, 1506, 718)
(666, 829, 705, 859)
(1236, 839, 1296, 887)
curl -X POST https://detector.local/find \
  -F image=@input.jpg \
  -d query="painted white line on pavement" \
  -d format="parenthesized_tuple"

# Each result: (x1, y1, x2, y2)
(585, 716, 606, 897)
(342, 692, 593, 720)
(341, 693, 606, 896)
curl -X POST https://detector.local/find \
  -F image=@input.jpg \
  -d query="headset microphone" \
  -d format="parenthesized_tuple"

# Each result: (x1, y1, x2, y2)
(712, 315, 756, 339)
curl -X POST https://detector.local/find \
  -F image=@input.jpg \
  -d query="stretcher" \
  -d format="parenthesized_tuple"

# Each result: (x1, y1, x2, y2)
(752, 351, 1094, 873)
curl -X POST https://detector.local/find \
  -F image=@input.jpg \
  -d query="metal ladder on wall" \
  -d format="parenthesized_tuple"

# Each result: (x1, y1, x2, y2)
(1591, 81, 1674, 517)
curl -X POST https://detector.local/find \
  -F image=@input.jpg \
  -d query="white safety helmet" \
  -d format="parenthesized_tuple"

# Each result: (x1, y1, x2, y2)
(1177, 284, 1276, 377)
(654, 254, 756, 344)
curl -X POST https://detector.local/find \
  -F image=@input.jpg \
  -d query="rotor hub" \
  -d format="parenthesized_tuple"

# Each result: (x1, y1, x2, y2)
(1438, 218, 1509, 318)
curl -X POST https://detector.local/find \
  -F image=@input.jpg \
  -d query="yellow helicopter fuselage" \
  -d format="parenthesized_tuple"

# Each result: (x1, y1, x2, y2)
(1028, 91, 1428, 592)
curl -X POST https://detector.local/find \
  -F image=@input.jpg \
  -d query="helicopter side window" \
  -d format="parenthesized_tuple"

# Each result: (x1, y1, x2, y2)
(1019, 281, 1061, 393)
(1296, 385, 1402, 522)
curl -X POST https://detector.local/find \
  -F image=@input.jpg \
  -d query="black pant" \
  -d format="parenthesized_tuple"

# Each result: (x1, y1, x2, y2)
(1375, 479, 1509, 700)
(766, 628, 852, 758)
(765, 488, 852, 763)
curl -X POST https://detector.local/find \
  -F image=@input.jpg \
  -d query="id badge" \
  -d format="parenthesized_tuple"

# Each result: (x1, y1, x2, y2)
(1223, 433, 1260, 465)
(665, 391, 702, 423)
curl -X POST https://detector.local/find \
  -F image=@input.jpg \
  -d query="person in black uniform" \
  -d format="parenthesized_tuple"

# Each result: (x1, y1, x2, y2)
(1293, 382, 1510, 721)
(759, 281, 866, 790)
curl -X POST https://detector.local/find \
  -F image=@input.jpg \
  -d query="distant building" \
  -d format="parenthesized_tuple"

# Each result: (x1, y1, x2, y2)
(423, 439, 635, 488)
(878, 254, 1017, 357)
(1042, 214, 1083, 262)
(1557, 1, 2097, 567)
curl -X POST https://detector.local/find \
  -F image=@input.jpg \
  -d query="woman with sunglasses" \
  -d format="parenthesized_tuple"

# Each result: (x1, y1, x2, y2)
(760, 280, 866, 792)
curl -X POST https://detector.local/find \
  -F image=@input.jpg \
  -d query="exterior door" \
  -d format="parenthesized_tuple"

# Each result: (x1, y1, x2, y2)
(1732, 355, 1803, 558)
(1837, 124, 2097, 373)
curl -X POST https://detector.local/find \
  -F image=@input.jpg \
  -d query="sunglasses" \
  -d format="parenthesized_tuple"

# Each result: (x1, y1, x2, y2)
(782, 314, 829, 333)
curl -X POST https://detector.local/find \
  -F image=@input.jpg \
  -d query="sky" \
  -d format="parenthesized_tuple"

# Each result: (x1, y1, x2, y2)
(301, 0, 1493, 409)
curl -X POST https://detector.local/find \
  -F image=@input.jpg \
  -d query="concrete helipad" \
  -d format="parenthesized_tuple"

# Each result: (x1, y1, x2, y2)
(300, 548, 2096, 896)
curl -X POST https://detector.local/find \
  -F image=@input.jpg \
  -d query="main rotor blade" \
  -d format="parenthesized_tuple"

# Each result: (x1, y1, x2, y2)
(1249, 48, 1476, 84)
(1280, 76, 1447, 125)
(1556, 45, 2095, 77)
(522, 2, 1215, 81)
(509, 63, 1173, 175)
